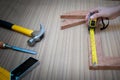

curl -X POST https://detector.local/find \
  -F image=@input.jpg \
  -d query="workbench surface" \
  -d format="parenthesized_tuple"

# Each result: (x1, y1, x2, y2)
(0, 0, 120, 80)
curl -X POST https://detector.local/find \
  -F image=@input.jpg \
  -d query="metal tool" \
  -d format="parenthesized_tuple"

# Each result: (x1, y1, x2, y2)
(88, 12, 98, 66)
(0, 57, 39, 80)
(27, 24, 45, 46)
(0, 42, 37, 54)
(11, 57, 39, 80)
(0, 20, 45, 46)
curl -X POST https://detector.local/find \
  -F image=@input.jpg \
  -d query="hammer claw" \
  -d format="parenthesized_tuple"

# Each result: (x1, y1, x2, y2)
(27, 24, 45, 46)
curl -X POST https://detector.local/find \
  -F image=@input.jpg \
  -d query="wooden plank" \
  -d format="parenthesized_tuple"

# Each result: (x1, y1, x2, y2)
(89, 29, 120, 70)
(61, 19, 86, 30)
(90, 57, 120, 70)
(60, 10, 88, 29)
(60, 10, 88, 19)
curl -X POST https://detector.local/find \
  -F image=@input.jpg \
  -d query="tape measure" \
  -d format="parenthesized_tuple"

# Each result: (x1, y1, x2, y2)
(88, 13, 98, 65)
(0, 67, 10, 80)
(90, 29, 98, 65)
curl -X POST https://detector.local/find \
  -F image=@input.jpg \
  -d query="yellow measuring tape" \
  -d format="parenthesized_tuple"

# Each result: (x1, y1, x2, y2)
(90, 28, 98, 65)
(88, 13, 98, 65)
(0, 67, 10, 80)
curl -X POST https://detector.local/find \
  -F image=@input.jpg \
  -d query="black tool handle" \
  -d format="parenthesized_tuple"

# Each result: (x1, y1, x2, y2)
(0, 19, 13, 29)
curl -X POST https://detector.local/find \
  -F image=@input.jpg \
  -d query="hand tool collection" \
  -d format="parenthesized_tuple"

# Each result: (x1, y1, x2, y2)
(0, 19, 45, 46)
(0, 19, 43, 79)
(0, 42, 37, 55)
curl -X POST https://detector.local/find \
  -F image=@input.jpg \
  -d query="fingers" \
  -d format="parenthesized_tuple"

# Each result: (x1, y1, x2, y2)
(85, 13, 89, 21)
(85, 12, 90, 26)
(85, 7, 102, 26)
(90, 13, 103, 19)
(85, 8, 99, 20)
(90, 8, 99, 13)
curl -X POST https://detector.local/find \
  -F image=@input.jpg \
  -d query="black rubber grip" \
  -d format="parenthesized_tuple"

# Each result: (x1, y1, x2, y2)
(0, 20, 13, 29)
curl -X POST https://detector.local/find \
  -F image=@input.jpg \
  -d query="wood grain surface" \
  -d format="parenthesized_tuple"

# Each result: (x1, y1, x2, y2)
(0, 0, 120, 80)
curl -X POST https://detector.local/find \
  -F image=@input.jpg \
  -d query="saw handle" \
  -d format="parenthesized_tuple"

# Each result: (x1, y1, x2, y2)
(0, 20, 33, 36)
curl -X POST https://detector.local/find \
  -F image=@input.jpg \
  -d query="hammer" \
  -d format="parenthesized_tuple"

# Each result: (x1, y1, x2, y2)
(0, 20, 45, 46)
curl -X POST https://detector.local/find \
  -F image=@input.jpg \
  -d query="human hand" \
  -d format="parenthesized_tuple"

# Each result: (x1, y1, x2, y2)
(86, 6, 120, 20)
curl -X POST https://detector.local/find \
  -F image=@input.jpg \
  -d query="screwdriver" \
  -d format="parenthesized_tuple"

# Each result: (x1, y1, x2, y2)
(0, 42, 37, 55)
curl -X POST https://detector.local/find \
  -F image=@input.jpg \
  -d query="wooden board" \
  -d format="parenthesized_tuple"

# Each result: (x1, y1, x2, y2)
(89, 29, 120, 70)
(60, 10, 88, 29)
(61, 19, 86, 29)
(61, 10, 88, 19)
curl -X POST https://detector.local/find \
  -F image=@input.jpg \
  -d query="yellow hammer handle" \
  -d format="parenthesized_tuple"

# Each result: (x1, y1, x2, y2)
(12, 25, 33, 36)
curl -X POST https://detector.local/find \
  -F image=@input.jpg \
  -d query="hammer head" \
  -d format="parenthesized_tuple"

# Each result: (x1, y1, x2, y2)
(27, 24, 45, 46)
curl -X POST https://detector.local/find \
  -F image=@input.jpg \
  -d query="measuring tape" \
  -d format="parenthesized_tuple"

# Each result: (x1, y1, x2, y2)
(90, 28, 98, 65)
(88, 13, 98, 65)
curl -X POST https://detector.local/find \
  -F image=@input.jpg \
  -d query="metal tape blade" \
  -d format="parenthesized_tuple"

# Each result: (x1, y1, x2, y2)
(90, 28, 98, 65)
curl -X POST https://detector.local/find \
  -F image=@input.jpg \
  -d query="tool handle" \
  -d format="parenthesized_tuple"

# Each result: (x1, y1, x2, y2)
(0, 20, 13, 29)
(0, 42, 4, 48)
(12, 25, 33, 36)
(0, 20, 33, 36)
